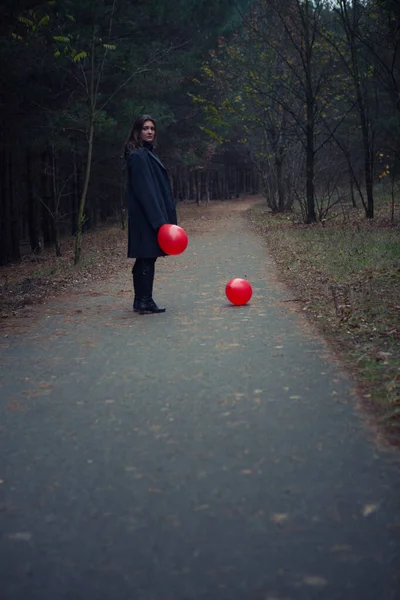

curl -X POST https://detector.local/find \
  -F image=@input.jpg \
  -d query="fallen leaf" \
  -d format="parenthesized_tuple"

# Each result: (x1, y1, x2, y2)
(37, 381, 53, 389)
(7, 399, 23, 411)
(7, 532, 32, 542)
(166, 515, 180, 527)
(362, 503, 379, 517)
(303, 576, 327, 587)
(270, 513, 289, 524)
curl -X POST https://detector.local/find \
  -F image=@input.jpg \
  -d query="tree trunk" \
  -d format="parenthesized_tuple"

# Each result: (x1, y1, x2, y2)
(0, 149, 14, 265)
(26, 149, 41, 253)
(206, 170, 210, 202)
(119, 156, 126, 229)
(0, 149, 20, 264)
(233, 167, 238, 198)
(189, 170, 194, 200)
(74, 115, 94, 264)
(275, 156, 285, 212)
(9, 150, 20, 262)
(74, 32, 96, 265)
(50, 146, 62, 257)
(185, 170, 189, 201)
(342, 0, 374, 219)
(195, 170, 200, 205)
(71, 149, 80, 235)
(305, 97, 316, 223)
(362, 120, 374, 219)
(0, 148, 20, 264)
(222, 173, 227, 199)
(216, 171, 220, 199)
(356, 82, 374, 218)
(41, 149, 54, 247)
(349, 170, 356, 208)
(390, 164, 396, 222)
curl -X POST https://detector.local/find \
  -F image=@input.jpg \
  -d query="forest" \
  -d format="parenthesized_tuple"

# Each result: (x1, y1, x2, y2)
(0, 0, 399, 266)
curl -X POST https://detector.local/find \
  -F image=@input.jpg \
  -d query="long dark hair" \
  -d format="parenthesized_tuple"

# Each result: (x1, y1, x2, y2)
(124, 114, 156, 157)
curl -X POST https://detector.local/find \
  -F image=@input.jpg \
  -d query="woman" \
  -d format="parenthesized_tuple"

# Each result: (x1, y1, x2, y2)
(125, 115, 177, 314)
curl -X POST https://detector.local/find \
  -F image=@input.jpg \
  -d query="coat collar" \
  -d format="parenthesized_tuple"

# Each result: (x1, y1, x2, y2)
(144, 148, 166, 171)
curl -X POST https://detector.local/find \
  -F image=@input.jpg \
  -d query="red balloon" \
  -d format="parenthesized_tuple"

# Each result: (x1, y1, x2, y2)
(158, 224, 188, 255)
(225, 278, 252, 306)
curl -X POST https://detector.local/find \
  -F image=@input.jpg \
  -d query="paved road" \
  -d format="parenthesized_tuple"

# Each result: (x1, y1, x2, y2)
(0, 202, 399, 600)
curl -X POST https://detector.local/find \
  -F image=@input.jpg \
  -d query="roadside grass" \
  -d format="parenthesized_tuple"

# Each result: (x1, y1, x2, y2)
(246, 200, 400, 445)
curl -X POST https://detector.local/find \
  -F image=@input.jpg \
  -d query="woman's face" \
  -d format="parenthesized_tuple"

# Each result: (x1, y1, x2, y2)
(140, 120, 156, 144)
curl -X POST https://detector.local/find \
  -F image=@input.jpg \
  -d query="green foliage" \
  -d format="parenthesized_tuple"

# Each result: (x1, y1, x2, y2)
(0, 0, 255, 264)
(1, 0, 399, 262)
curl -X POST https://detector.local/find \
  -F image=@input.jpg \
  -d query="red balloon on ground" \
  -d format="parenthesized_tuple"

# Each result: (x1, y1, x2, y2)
(158, 224, 188, 255)
(225, 278, 253, 306)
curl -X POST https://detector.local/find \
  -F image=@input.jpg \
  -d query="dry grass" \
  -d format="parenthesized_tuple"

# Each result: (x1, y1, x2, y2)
(0, 224, 129, 316)
(246, 200, 400, 446)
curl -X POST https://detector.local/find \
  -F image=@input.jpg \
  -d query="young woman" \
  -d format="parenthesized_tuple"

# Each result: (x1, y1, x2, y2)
(125, 115, 177, 314)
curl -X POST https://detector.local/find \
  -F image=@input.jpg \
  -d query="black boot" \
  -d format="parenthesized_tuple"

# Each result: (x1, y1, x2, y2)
(132, 262, 141, 311)
(135, 297, 166, 314)
(133, 258, 165, 314)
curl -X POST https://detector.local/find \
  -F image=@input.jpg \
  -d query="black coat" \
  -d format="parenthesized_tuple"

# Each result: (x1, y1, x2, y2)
(126, 147, 177, 258)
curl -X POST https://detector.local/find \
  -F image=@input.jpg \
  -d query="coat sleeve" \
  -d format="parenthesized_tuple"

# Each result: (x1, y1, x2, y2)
(127, 151, 167, 231)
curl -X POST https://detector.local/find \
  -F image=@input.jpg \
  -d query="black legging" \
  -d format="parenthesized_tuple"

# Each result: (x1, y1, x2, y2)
(132, 257, 157, 300)
(132, 257, 157, 277)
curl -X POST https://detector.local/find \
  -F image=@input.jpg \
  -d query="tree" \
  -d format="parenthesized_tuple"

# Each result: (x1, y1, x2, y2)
(325, 0, 378, 218)
(49, 1, 183, 263)
(194, 0, 342, 222)
(0, 0, 253, 265)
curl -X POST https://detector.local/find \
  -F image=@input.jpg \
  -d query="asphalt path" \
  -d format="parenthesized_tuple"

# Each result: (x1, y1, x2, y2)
(1, 201, 399, 599)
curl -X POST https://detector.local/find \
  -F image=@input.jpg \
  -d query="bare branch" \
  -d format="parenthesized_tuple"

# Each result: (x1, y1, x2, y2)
(95, 42, 183, 116)
(94, 0, 117, 106)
